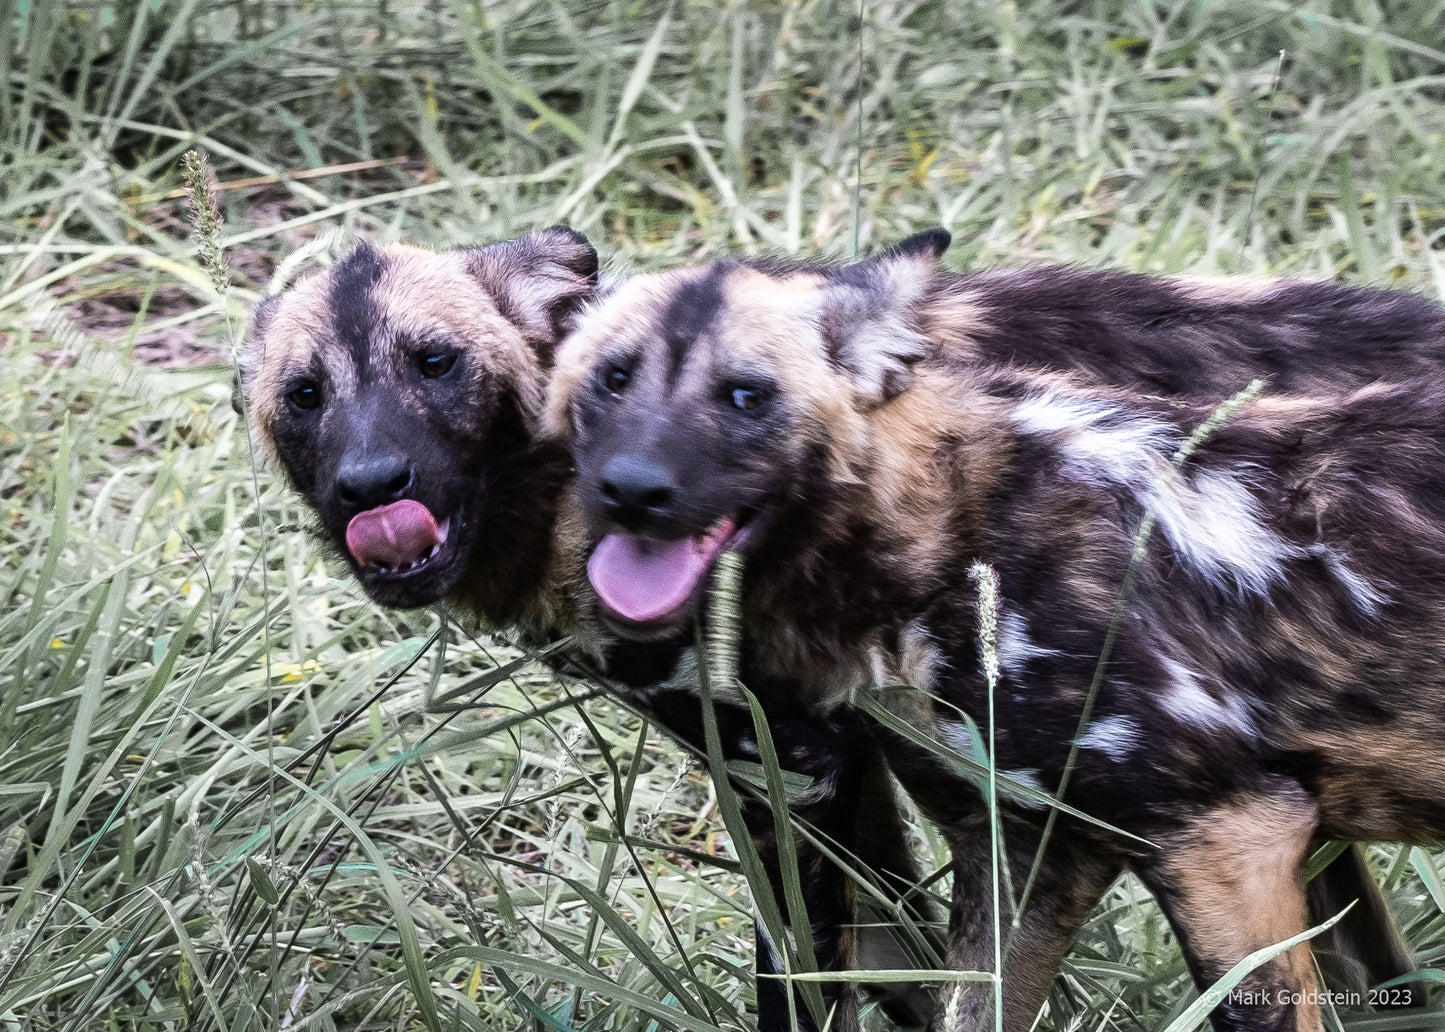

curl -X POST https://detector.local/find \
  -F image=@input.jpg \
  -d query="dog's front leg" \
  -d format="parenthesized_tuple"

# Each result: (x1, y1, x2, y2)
(743, 704, 893, 1032)
(934, 817, 1118, 1032)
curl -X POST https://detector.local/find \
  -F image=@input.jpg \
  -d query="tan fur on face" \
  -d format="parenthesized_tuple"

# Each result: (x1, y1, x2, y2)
(714, 268, 876, 479)
(245, 244, 544, 457)
(548, 261, 925, 474)
(243, 273, 342, 445)
(372, 246, 546, 422)
(548, 265, 877, 488)
(545, 272, 668, 436)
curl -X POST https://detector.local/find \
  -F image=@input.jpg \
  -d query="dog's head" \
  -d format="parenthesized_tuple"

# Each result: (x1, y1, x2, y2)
(545, 230, 947, 637)
(240, 227, 598, 609)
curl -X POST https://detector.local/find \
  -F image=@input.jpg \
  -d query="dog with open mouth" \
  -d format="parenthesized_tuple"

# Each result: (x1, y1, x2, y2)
(546, 235, 1445, 1030)
(238, 229, 587, 626)
(236, 228, 944, 1032)
(553, 233, 1445, 658)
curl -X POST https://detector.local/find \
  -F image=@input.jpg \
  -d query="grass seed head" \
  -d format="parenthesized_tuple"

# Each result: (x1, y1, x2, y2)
(182, 149, 231, 298)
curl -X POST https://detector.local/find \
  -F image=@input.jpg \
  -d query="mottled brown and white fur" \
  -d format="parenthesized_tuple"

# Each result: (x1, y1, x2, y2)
(549, 243, 1445, 1031)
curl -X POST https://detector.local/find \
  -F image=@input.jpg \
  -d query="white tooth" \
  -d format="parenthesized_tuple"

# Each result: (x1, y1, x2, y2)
(436, 519, 450, 545)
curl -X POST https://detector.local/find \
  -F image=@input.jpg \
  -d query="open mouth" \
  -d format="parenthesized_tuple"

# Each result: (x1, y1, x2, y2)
(586, 509, 757, 630)
(345, 499, 456, 580)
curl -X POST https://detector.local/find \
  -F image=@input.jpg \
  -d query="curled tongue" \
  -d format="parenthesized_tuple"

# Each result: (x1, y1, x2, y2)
(588, 517, 737, 624)
(346, 500, 443, 570)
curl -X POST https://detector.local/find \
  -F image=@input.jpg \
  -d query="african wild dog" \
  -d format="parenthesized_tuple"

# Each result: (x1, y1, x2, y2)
(239, 229, 591, 628)
(236, 229, 934, 1032)
(547, 240, 1445, 1030)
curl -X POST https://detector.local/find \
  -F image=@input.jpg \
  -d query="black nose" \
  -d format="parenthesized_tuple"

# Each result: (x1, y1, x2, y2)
(600, 454, 675, 528)
(336, 452, 413, 511)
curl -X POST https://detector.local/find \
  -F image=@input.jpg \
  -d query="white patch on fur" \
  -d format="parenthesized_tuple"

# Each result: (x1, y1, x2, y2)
(866, 646, 891, 690)
(1011, 388, 1289, 597)
(998, 767, 1049, 810)
(1312, 544, 1388, 615)
(898, 619, 943, 691)
(1171, 275, 1286, 303)
(1011, 390, 1172, 490)
(937, 719, 976, 762)
(1159, 658, 1257, 738)
(1077, 715, 1142, 760)
(995, 609, 1060, 676)
(1146, 469, 1289, 597)
(794, 766, 840, 809)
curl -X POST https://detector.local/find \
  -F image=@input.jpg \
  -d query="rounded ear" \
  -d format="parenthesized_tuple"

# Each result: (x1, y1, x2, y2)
(235, 294, 281, 415)
(891, 227, 952, 261)
(465, 226, 600, 352)
(820, 236, 942, 406)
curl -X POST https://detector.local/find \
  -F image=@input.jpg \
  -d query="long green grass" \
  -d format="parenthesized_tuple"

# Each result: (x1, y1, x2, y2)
(6, 1, 1445, 1029)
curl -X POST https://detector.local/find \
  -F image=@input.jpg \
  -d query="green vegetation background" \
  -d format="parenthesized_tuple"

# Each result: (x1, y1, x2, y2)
(4, 1, 1445, 1029)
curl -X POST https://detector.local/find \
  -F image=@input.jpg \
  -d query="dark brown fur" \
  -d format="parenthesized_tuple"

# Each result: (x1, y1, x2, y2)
(550, 247, 1445, 1031)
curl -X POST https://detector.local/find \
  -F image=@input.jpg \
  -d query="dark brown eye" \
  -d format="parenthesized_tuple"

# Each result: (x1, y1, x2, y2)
(286, 382, 321, 410)
(601, 364, 631, 394)
(729, 385, 769, 412)
(420, 352, 457, 378)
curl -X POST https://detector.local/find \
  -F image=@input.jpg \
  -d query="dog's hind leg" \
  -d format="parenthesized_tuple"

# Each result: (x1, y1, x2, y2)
(1139, 783, 1323, 1032)
(1308, 842, 1417, 1000)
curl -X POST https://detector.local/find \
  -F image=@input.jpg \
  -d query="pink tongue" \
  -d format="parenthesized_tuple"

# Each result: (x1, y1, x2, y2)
(346, 500, 441, 569)
(588, 518, 736, 624)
